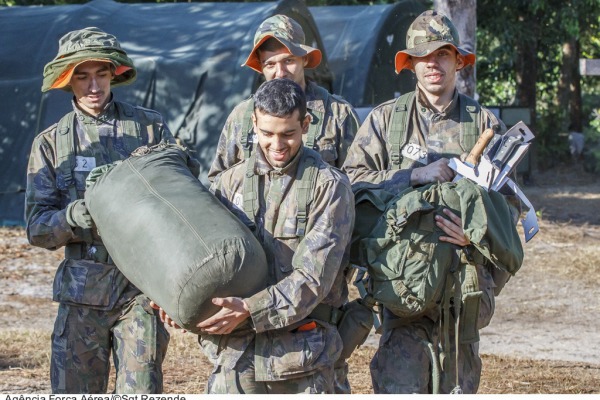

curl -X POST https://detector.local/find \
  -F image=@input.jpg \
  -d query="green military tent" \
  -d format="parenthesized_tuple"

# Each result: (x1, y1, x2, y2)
(0, 0, 332, 225)
(310, 3, 534, 177)
(310, 0, 426, 111)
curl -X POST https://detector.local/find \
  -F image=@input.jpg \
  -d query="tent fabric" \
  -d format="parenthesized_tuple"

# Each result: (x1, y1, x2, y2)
(0, 0, 332, 225)
(310, 1, 426, 107)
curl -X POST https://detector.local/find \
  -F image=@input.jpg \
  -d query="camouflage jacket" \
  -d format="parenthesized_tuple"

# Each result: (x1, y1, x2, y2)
(25, 97, 174, 310)
(202, 146, 355, 381)
(342, 87, 506, 194)
(208, 80, 359, 181)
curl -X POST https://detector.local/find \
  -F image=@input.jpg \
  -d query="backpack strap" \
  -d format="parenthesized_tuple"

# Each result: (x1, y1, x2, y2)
(240, 98, 256, 160)
(388, 92, 482, 169)
(114, 101, 143, 153)
(56, 111, 79, 202)
(305, 85, 331, 150)
(242, 152, 259, 233)
(294, 150, 319, 237)
(56, 111, 94, 246)
(458, 93, 481, 151)
(242, 149, 319, 238)
(388, 92, 416, 170)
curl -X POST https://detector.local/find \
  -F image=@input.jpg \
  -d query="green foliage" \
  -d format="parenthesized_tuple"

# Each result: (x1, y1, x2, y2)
(477, 0, 600, 168)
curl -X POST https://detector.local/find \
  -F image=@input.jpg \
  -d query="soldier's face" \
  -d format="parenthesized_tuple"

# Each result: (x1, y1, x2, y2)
(70, 60, 114, 116)
(259, 49, 307, 90)
(252, 108, 310, 168)
(411, 46, 464, 98)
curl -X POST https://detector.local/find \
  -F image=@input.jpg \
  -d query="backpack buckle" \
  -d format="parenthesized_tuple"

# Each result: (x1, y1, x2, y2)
(296, 211, 307, 236)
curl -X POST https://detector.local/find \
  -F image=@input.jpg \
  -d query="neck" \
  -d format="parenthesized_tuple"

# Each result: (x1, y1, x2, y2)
(417, 84, 455, 113)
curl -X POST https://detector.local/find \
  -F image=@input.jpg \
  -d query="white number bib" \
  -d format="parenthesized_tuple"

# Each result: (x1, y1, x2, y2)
(232, 192, 244, 212)
(74, 156, 96, 172)
(401, 143, 428, 165)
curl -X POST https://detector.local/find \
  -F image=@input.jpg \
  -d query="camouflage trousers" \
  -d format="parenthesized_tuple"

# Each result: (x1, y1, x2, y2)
(333, 360, 351, 394)
(51, 294, 170, 394)
(205, 341, 335, 394)
(370, 266, 496, 394)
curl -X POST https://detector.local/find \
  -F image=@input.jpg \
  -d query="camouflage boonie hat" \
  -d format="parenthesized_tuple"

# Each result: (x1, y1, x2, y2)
(42, 27, 136, 92)
(394, 10, 475, 73)
(242, 14, 322, 73)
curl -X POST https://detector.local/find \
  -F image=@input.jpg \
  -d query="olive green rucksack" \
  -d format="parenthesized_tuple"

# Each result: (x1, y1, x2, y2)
(356, 178, 523, 321)
(353, 178, 523, 393)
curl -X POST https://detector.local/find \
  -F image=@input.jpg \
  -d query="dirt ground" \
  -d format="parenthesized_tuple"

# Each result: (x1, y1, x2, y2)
(1, 163, 599, 394)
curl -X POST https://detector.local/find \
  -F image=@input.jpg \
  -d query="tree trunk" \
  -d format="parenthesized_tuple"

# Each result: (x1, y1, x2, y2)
(433, 0, 477, 97)
(570, 28, 582, 132)
(558, 38, 583, 132)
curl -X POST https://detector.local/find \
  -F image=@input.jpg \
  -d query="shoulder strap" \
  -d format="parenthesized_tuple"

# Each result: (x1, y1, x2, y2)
(294, 150, 319, 237)
(242, 153, 258, 232)
(242, 150, 320, 238)
(56, 111, 94, 245)
(240, 98, 255, 160)
(388, 92, 416, 170)
(458, 93, 480, 151)
(305, 86, 331, 150)
(114, 101, 143, 154)
(56, 111, 79, 201)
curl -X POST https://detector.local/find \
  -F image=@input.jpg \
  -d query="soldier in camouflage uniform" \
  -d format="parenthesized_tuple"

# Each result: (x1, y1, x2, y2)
(207, 14, 359, 393)
(197, 78, 354, 394)
(25, 27, 171, 394)
(342, 11, 514, 394)
(208, 14, 359, 181)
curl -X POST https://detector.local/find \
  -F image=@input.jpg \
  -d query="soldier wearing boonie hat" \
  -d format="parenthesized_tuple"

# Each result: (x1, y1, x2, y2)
(393, 10, 475, 74)
(241, 14, 322, 73)
(207, 14, 359, 395)
(208, 14, 359, 183)
(26, 27, 172, 394)
(343, 10, 516, 394)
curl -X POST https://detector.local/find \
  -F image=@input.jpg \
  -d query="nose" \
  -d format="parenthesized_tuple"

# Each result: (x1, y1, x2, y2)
(275, 63, 287, 78)
(424, 53, 439, 65)
(271, 135, 286, 150)
(89, 77, 100, 92)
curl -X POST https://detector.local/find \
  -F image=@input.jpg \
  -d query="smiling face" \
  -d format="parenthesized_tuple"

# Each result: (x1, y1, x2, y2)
(411, 45, 464, 101)
(252, 108, 309, 168)
(69, 60, 114, 116)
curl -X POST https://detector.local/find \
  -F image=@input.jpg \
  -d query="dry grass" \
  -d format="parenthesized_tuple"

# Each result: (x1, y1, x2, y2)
(1, 330, 598, 394)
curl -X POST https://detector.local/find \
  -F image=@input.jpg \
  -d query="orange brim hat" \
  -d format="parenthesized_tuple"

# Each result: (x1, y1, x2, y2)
(242, 35, 322, 74)
(50, 58, 132, 89)
(394, 42, 476, 74)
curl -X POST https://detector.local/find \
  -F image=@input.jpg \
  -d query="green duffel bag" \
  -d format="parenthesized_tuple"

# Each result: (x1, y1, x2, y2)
(358, 178, 524, 319)
(85, 142, 268, 333)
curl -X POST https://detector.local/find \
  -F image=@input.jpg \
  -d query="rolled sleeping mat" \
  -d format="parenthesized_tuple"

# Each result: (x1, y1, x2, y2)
(85, 143, 268, 333)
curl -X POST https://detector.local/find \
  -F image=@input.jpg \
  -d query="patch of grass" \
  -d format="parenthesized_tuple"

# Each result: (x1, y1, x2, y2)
(2, 329, 597, 394)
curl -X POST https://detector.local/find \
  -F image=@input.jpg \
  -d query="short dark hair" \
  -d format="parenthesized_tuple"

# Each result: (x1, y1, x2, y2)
(253, 78, 306, 121)
(258, 37, 286, 54)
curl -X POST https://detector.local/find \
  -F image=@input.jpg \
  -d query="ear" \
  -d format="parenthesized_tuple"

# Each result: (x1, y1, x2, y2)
(303, 56, 309, 67)
(251, 112, 258, 131)
(301, 113, 311, 133)
(456, 54, 465, 71)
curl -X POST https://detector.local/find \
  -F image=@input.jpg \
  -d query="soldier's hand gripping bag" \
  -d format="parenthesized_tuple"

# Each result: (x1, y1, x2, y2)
(84, 142, 268, 333)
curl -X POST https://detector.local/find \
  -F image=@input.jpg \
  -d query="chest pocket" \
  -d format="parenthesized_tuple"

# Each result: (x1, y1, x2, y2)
(271, 215, 301, 274)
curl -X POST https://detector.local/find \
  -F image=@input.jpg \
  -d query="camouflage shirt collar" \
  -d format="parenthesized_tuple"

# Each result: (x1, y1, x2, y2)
(415, 86, 459, 118)
(305, 81, 325, 113)
(254, 145, 304, 177)
(71, 94, 117, 124)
